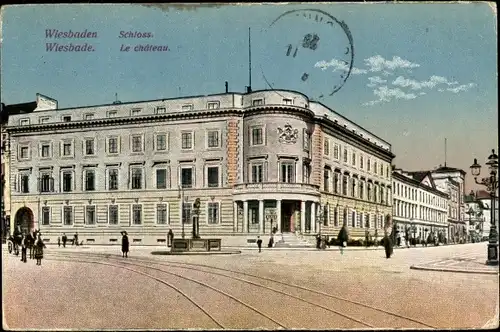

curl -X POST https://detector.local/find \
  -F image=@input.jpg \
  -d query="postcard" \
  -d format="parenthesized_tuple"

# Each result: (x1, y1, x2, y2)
(1, 2, 498, 330)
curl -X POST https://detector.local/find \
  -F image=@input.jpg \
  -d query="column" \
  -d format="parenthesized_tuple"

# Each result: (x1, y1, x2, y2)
(301, 201, 306, 234)
(276, 200, 282, 233)
(243, 200, 249, 233)
(233, 201, 238, 232)
(259, 200, 264, 234)
(311, 202, 316, 233)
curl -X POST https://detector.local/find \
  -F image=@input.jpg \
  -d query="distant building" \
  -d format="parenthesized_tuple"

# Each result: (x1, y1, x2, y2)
(464, 191, 488, 242)
(392, 168, 449, 242)
(474, 189, 499, 240)
(5, 89, 394, 245)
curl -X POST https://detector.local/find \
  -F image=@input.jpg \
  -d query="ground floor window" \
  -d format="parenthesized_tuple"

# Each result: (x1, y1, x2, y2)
(157, 204, 168, 224)
(108, 205, 119, 225)
(207, 202, 220, 224)
(182, 202, 192, 224)
(42, 207, 50, 225)
(132, 204, 142, 225)
(63, 206, 73, 225)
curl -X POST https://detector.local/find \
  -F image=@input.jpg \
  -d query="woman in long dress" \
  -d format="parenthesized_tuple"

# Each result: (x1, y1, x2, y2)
(337, 225, 349, 255)
(121, 231, 129, 258)
(34, 235, 46, 266)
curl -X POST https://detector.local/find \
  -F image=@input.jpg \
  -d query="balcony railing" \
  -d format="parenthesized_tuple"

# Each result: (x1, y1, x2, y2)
(233, 182, 320, 194)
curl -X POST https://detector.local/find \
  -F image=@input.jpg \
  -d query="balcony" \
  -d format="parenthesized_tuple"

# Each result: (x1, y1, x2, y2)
(233, 182, 320, 195)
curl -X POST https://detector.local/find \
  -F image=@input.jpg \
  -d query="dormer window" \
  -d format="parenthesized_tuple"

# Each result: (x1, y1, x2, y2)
(156, 107, 166, 114)
(107, 110, 118, 118)
(182, 104, 193, 111)
(85, 113, 94, 120)
(62, 116, 72, 122)
(19, 119, 30, 126)
(252, 99, 264, 106)
(207, 102, 220, 110)
(283, 98, 293, 105)
(39, 117, 50, 124)
(131, 109, 141, 116)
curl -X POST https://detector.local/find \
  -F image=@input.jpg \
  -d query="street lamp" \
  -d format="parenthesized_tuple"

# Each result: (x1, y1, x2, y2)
(470, 149, 499, 266)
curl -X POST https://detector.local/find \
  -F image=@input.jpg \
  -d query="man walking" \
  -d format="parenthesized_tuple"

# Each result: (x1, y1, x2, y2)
(62, 233, 67, 248)
(256, 236, 262, 253)
(121, 231, 129, 258)
(20, 235, 27, 263)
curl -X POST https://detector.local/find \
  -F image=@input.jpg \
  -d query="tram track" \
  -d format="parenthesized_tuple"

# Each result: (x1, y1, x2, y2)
(45, 251, 437, 329)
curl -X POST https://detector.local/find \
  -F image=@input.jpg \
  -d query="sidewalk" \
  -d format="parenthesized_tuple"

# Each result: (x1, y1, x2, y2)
(410, 256, 499, 275)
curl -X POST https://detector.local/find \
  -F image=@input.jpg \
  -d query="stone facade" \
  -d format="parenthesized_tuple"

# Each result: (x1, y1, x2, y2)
(6, 89, 395, 245)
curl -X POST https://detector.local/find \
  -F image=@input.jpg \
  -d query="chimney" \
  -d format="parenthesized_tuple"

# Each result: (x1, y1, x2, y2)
(225, 81, 228, 93)
(246, 86, 252, 93)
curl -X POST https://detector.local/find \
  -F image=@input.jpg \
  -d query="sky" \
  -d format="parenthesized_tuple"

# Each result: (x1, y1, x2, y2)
(1, 3, 497, 193)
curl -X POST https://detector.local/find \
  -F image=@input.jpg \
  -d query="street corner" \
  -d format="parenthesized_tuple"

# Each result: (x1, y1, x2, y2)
(410, 254, 500, 275)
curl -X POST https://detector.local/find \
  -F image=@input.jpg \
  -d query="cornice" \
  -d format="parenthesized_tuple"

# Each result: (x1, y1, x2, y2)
(243, 105, 315, 118)
(6, 109, 244, 134)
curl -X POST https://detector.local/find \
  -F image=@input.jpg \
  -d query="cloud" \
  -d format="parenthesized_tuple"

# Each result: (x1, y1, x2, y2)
(366, 76, 387, 88)
(364, 55, 420, 73)
(392, 75, 460, 90)
(362, 86, 417, 106)
(314, 59, 367, 75)
(446, 83, 476, 93)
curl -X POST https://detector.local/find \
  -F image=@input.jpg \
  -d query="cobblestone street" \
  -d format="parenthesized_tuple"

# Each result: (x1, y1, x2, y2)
(2, 242, 498, 330)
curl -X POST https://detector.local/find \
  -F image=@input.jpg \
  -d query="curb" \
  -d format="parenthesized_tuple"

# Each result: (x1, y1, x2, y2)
(410, 265, 499, 275)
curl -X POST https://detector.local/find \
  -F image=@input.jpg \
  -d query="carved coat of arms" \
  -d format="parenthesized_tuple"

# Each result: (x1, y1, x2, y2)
(277, 123, 299, 144)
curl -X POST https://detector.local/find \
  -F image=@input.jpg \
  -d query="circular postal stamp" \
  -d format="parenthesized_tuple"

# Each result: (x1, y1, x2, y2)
(260, 9, 354, 100)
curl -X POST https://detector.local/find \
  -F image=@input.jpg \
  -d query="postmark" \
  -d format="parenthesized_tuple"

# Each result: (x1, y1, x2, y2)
(260, 9, 354, 99)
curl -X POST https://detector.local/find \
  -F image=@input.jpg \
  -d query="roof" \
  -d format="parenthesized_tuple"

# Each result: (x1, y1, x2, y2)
(475, 190, 492, 200)
(433, 165, 467, 175)
(0, 101, 37, 124)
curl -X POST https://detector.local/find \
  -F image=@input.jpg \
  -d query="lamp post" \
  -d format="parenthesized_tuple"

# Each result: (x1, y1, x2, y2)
(466, 206, 474, 243)
(470, 149, 499, 266)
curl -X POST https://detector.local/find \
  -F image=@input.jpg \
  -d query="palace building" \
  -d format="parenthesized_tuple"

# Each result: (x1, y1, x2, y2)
(6, 89, 395, 245)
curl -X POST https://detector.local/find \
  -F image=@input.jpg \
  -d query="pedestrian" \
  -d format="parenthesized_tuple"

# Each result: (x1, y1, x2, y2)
(62, 233, 67, 248)
(20, 235, 27, 263)
(316, 233, 322, 249)
(268, 235, 274, 248)
(74, 232, 79, 246)
(57, 237, 61, 248)
(121, 231, 129, 258)
(396, 232, 401, 247)
(337, 224, 348, 255)
(383, 232, 393, 259)
(27, 232, 34, 259)
(256, 236, 262, 253)
(34, 234, 46, 266)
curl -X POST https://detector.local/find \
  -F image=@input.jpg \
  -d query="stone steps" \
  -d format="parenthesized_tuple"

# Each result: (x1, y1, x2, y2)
(274, 233, 314, 248)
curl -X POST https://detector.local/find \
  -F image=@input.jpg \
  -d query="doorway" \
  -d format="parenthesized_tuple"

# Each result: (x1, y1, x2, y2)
(14, 207, 34, 235)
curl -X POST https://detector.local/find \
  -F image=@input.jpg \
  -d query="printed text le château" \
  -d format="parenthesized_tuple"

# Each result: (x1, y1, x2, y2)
(46, 29, 97, 52)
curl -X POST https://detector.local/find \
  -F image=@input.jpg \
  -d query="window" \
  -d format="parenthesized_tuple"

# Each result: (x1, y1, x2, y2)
(107, 110, 118, 118)
(42, 207, 50, 225)
(207, 202, 220, 224)
(303, 163, 311, 184)
(360, 155, 364, 169)
(342, 175, 348, 195)
(343, 208, 348, 226)
(181, 132, 193, 150)
(283, 98, 293, 105)
(251, 163, 264, 183)
(356, 213, 362, 228)
(62, 115, 71, 122)
(343, 148, 348, 162)
(85, 205, 96, 225)
(181, 166, 194, 188)
(380, 164, 384, 176)
(85, 170, 95, 191)
(206, 166, 220, 188)
(323, 205, 329, 226)
(323, 139, 330, 156)
(351, 178, 356, 198)
(41, 143, 51, 158)
(63, 206, 73, 225)
(19, 146, 30, 160)
(351, 211, 356, 227)
(280, 162, 295, 183)
(107, 137, 119, 154)
(156, 204, 168, 224)
(132, 204, 142, 225)
(39, 117, 50, 124)
(334, 208, 339, 227)
(108, 205, 119, 225)
(62, 171, 73, 192)
(374, 184, 378, 202)
(156, 107, 166, 114)
(352, 152, 356, 166)
(182, 202, 192, 224)
(85, 138, 95, 155)
(207, 101, 220, 110)
(250, 207, 258, 224)
(156, 169, 167, 189)
(252, 99, 263, 106)
(19, 173, 30, 193)
(367, 183, 372, 201)
(323, 167, 331, 192)
(131, 167, 143, 189)
(359, 181, 364, 200)
(333, 144, 340, 159)
(131, 109, 141, 116)
(85, 113, 94, 120)
(108, 169, 119, 190)
(365, 214, 370, 228)
(374, 161, 378, 174)
(39, 173, 54, 192)
(303, 130, 311, 152)
(333, 172, 340, 194)
(251, 127, 264, 146)
(62, 141, 73, 157)
(182, 104, 193, 111)
(367, 158, 371, 172)
(155, 134, 168, 151)
(207, 130, 220, 148)
(19, 119, 30, 126)
(131, 135, 143, 153)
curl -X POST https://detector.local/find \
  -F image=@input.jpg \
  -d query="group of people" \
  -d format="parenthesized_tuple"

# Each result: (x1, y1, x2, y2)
(19, 231, 46, 265)
(57, 233, 80, 247)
